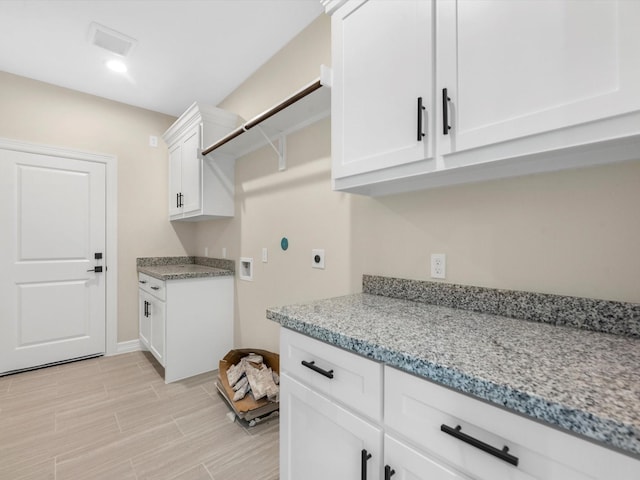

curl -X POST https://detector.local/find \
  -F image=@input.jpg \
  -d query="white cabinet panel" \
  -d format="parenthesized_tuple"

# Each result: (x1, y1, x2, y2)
(332, 0, 434, 181)
(138, 291, 150, 350)
(437, 0, 640, 155)
(179, 126, 202, 216)
(384, 366, 638, 480)
(168, 143, 183, 218)
(148, 296, 165, 365)
(280, 372, 383, 480)
(280, 327, 383, 422)
(138, 286, 165, 367)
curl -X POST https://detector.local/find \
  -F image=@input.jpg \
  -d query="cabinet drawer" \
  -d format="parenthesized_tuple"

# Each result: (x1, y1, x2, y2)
(385, 366, 606, 480)
(138, 273, 166, 301)
(280, 328, 383, 422)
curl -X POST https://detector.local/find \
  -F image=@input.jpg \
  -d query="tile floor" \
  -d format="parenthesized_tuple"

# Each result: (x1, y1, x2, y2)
(0, 351, 279, 480)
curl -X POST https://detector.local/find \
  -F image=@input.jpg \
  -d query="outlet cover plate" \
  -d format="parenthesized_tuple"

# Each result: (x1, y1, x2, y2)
(430, 253, 446, 279)
(312, 249, 325, 269)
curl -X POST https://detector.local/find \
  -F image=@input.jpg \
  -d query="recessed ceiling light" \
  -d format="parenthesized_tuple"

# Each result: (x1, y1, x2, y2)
(106, 59, 127, 73)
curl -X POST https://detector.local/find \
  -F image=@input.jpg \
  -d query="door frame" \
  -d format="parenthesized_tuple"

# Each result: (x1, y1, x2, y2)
(0, 137, 118, 356)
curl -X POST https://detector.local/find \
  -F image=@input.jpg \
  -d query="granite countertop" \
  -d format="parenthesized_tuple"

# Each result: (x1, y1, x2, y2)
(137, 256, 234, 280)
(267, 291, 640, 458)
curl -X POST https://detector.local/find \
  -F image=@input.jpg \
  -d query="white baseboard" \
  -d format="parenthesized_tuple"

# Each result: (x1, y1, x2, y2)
(113, 339, 142, 355)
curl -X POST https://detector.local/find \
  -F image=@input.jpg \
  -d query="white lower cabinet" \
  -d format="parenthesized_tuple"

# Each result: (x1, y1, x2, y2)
(279, 328, 640, 480)
(280, 372, 383, 480)
(138, 272, 233, 383)
(138, 289, 165, 365)
(384, 366, 640, 480)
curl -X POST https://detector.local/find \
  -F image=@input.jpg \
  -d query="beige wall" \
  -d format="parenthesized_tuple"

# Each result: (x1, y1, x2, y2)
(354, 162, 640, 303)
(196, 13, 640, 352)
(3, 11, 638, 352)
(195, 15, 350, 351)
(0, 71, 190, 342)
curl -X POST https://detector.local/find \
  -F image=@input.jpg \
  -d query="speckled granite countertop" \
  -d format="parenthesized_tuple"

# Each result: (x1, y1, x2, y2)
(137, 256, 234, 280)
(267, 289, 640, 458)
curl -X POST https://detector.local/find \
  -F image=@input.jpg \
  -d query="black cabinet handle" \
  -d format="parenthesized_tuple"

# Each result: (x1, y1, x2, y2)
(441, 424, 519, 466)
(442, 88, 451, 135)
(144, 300, 149, 317)
(385, 465, 396, 480)
(176, 193, 180, 208)
(417, 97, 426, 141)
(301, 360, 334, 379)
(361, 449, 372, 480)
(150, 286, 160, 291)
(139, 280, 147, 284)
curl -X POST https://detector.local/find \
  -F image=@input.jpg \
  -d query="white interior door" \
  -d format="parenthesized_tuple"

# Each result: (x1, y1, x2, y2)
(0, 148, 106, 374)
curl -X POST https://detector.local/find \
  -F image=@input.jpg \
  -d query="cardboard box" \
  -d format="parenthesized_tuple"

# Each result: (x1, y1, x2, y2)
(217, 348, 279, 421)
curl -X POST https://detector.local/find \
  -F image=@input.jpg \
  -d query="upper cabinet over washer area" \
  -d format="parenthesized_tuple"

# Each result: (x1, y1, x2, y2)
(325, 0, 640, 196)
(163, 102, 238, 221)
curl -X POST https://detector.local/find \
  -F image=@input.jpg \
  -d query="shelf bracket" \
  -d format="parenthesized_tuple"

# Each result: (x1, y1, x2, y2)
(254, 126, 286, 171)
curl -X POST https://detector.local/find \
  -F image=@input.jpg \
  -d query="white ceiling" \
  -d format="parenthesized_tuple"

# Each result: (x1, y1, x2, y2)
(0, 0, 324, 117)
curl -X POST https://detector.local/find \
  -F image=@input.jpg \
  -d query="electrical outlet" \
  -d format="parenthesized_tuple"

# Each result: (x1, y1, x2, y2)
(430, 253, 446, 279)
(312, 249, 325, 269)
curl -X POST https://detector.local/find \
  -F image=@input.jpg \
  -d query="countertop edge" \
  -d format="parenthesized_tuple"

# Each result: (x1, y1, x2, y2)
(137, 266, 234, 281)
(266, 308, 640, 458)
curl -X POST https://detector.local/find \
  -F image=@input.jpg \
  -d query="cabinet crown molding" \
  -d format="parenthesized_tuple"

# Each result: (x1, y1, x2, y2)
(321, 0, 348, 15)
(162, 102, 238, 147)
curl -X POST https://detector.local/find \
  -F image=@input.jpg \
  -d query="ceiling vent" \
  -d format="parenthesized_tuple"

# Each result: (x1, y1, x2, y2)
(88, 22, 137, 57)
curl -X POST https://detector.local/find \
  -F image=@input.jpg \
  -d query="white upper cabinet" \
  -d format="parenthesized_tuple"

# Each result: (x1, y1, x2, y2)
(327, 0, 640, 196)
(163, 102, 238, 221)
(331, 0, 434, 180)
(437, 0, 640, 155)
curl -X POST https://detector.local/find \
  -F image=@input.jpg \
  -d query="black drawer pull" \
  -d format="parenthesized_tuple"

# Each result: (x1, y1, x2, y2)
(361, 449, 372, 480)
(385, 465, 396, 480)
(139, 280, 147, 284)
(417, 96, 426, 141)
(150, 286, 160, 290)
(442, 88, 451, 135)
(441, 424, 519, 467)
(301, 360, 334, 379)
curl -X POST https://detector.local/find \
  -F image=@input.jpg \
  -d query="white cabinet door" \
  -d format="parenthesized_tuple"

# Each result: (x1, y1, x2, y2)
(168, 143, 182, 218)
(437, 0, 640, 155)
(139, 290, 151, 350)
(332, 0, 433, 181)
(280, 372, 383, 480)
(384, 435, 472, 480)
(148, 295, 165, 366)
(179, 125, 203, 217)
